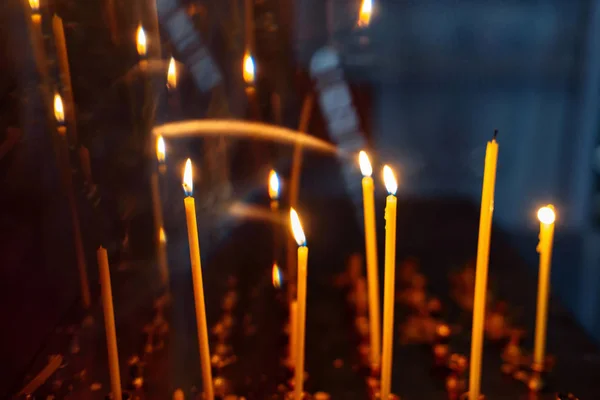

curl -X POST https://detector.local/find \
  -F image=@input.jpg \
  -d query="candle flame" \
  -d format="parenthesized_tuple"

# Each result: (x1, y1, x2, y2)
(243, 52, 255, 84)
(183, 158, 193, 196)
(357, 0, 372, 27)
(268, 170, 280, 200)
(382, 165, 397, 195)
(54, 93, 65, 125)
(159, 227, 167, 243)
(29, 0, 39, 12)
(272, 263, 282, 289)
(167, 57, 177, 89)
(537, 205, 555, 225)
(290, 208, 306, 246)
(156, 135, 166, 163)
(358, 150, 372, 177)
(136, 25, 147, 57)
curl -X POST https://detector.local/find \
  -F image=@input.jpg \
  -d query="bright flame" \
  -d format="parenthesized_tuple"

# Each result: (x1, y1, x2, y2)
(29, 0, 39, 12)
(290, 208, 306, 246)
(537, 205, 556, 225)
(243, 53, 255, 84)
(357, 0, 372, 27)
(268, 170, 280, 200)
(156, 135, 166, 164)
(358, 150, 372, 177)
(382, 165, 397, 195)
(54, 93, 65, 124)
(159, 227, 167, 243)
(182, 158, 193, 196)
(136, 25, 147, 57)
(272, 263, 282, 289)
(167, 57, 177, 89)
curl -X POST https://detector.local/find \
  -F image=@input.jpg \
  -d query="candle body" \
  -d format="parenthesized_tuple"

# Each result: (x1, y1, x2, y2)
(533, 220, 555, 367)
(151, 172, 169, 287)
(52, 15, 77, 143)
(468, 139, 498, 400)
(362, 176, 381, 368)
(288, 300, 298, 367)
(380, 194, 397, 400)
(97, 247, 122, 400)
(294, 246, 309, 400)
(270, 200, 280, 263)
(184, 197, 214, 400)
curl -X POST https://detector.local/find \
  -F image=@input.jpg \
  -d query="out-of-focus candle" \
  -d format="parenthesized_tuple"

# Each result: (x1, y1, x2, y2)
(136, 24, 147, 58)
(52, 14, 77, 143)
(380, 165, 398, 400)
(533, 205, 556, 370)
(151, 136, 168, 287)
(167, 57, 177, 90)
(359, 151, 381, 369)
(357, 0, 373, 27)
(290, 208, 308, 400)
(269, 169, 280, 209)
(182, 159, 214, 400)
(468, 133, 499, 400)
(243, 52, 260, 120)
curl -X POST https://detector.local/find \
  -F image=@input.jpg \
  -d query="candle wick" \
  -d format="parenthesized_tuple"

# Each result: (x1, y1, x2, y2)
(493, 129, 498, 140)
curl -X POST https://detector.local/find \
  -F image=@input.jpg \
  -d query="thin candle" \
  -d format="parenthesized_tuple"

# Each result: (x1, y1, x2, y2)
(152, 136, 168, 287)
(288, 300, 298, 368)
(533, 206, 556, 370)
(359, 151, 381, 369)
(52, 14, 77, 143)
(269, 170, 281, 266)
(290, 208, 308, 400)
(243, 53, 260, 120)
(182, 159, 214, 400)
(468, 132, 499, 400)
(380, 165, 398, 400)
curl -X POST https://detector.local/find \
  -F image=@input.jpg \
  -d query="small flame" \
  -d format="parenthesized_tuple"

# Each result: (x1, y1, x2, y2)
(183, 158, 193, 196)
(272, 263, 282, 289)
(268, 170, 280, 200)
(382, 165, 397, 195)
(29, 0, 39, 12)
(243, 53, 255, 84)
(358, 150, 372, 177)
(136, 25, 147, 57)
(537, 205, 556, 225)
(156, 135, 166, 164)
(290, 208, 306, 246)
(167, 57, 177, 89)
(357, 0, 372, 27)
(54, 93, 65, 125)
(159, 227, 167, 243)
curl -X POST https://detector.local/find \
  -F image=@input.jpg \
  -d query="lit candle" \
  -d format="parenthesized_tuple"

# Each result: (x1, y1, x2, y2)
(357, 0, 373, 27)
(380, 165, 398, 400)
(468, 132, 499, 400)
(359, 151, 381, 369)
(272, 263, 282, 289)
(54, 93, 91, 309)
(136, 24, 147, 59)
(269, 170, 281, 267)
(290, 208, 308, 400)
(151, 136, 168, 287)
(182, 159, 214, 400)
(97, 246, 123, 400)
(533, 206, 556, 370)
(52, 14, 77, 143)
(167, 57, 177, 90)
(243, 52, 260, 119)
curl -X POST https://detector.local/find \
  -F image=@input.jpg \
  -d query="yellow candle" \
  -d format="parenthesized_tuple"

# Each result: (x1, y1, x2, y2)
(380, 165, 398, 400)
(359, 151, 381, 369)
(182, 159, 214, 400)
(468, 134, 499, 400)
(288, 300, 298, 368)
(290, 208, 308, 400)
(533, 205, 556, 369)
(97, 246, 122, 400)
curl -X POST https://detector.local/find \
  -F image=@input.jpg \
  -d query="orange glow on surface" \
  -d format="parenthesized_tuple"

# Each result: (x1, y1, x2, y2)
(382, 165, 397, 195)
(272, 264, 282, 289)
(357, 0, 372, 27)
(183, 158, 193, 196)
(136, 25, 147, 56)
(156, 135, 166, 163)
(159, 227, 167, 243)
(243, 53, 255, 84)
(358, 150, 372, 177)
(54, 93, 65, 124)
(290, 208, 306, 246)
(167, 57, 177, 89)
(268, 170, 280, 200)
(537, 205, 556, 225)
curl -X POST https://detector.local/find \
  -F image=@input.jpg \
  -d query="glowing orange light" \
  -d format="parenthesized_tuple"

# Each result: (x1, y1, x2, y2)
(183, 158, 193, 196)
(537, 205, 556, 225)
(358, 150, 372, 177)
(290, 208, 306, 246)
(159, 227, 167, 243)
(54, 93, 65, 125)
(382, 165, 397, 195)
(268, 170, 280, 200)
(357, 0, 372, 27)
(167, 57, 177, 89)
(272, 263, 282, 289)
(29, 0, 39, 13)
(243, 53, 255, 84)
(136, 25, 147, 57)
(156, 135, 166, 164)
